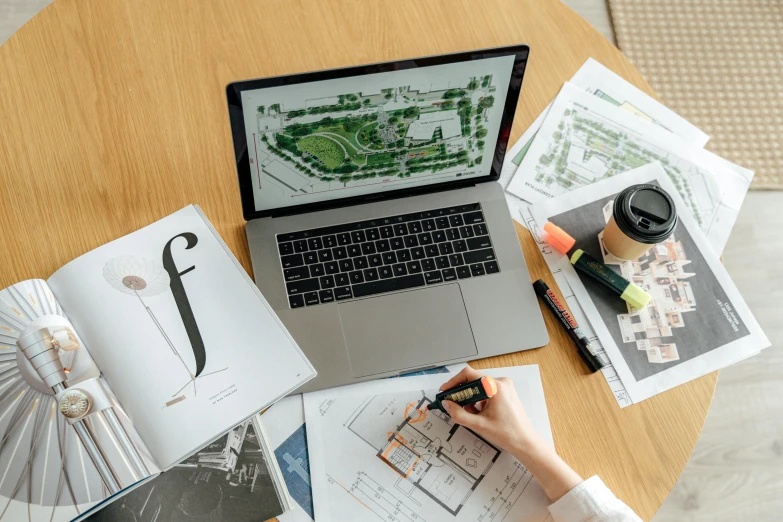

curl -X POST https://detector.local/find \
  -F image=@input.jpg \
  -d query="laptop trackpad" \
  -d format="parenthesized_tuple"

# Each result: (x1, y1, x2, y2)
(338, 283, 478, 378)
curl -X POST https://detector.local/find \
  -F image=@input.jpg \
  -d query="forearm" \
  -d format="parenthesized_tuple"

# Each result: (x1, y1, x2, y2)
(510, 433, 583, 502)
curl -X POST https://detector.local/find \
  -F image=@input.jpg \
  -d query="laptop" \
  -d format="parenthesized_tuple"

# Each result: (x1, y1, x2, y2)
(226, 45, 547, 392)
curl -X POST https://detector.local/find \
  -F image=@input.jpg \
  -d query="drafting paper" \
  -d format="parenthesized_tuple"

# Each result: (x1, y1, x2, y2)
(567, 59, 709, 147)
(529, 163, 769, 404)
(304, 366, 552, 522)
(500, 109, 549, 225)
(499, 58, 709, 225)
(507, 84, 751, 253)
(262, 365, 466, 521)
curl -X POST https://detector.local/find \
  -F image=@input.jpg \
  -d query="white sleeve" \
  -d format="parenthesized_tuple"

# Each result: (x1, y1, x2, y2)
(548, 476, 642, 522)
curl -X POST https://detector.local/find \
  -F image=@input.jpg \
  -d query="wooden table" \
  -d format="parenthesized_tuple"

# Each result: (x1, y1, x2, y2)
(0, 0, 716, 519)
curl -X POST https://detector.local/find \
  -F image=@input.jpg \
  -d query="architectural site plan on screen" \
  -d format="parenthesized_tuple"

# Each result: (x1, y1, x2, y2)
(241, 55, 514, 211)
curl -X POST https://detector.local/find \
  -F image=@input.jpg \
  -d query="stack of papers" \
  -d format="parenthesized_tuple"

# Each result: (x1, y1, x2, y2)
(261, 364, 467, 522)
(526, 163, 769, 405)
(501, 59, 752, 255)
(501, 60, 767, 406)
(304, 366, 552, 522)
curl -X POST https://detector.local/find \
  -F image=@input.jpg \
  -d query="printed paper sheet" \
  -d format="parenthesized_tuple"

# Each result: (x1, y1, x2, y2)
(506, 84, 751, 254)
(499, 58, 710, 225)
(304, 366, 553, 522)
(263, 365, 466, 522)
(529, 163, 769, 404)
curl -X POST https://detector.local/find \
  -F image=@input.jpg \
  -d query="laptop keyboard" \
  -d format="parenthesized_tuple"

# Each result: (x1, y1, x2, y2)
(277, 203, 500, 308)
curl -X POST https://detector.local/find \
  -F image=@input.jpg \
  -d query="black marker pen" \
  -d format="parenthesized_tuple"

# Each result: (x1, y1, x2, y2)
(533, 279, 604, 373)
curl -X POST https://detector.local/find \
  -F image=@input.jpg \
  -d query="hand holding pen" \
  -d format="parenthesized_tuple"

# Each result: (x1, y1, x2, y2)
(435, 366, 540, 456)
(438, 366, 584, 503)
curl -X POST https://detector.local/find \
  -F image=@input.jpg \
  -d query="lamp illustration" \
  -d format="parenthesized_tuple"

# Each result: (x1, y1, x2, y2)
(16, 325, 124, 494)
(103, 255, 226, 401)
(0, 280, 156, 521)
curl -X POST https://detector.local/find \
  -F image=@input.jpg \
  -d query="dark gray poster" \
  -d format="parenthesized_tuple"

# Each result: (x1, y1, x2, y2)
(549, 181, 750, 382)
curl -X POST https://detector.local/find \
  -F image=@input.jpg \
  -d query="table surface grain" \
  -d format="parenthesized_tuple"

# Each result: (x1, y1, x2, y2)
(0, 0, 717, 519)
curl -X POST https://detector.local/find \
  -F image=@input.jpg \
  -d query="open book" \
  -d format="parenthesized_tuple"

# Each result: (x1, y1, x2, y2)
(0, 205, 316, 521)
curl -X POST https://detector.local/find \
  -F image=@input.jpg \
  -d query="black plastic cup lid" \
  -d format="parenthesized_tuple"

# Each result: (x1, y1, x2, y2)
(613, 184, 678, 244)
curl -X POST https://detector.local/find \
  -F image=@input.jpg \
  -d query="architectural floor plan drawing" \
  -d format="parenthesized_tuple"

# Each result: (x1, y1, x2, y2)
(347, 393, 500, 516)
(259, 367, 465, 522)
(303, 368, 553, 522)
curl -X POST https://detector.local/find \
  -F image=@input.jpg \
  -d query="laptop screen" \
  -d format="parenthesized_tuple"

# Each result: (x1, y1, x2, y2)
(228, 49, 526, 219)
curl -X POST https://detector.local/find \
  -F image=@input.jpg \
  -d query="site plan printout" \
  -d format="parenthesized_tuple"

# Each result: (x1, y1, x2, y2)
(506, 82, 752, 254)
(304, 367, 553, 522)
(240, 55, 514, 212)
(499, 58, 710, 225)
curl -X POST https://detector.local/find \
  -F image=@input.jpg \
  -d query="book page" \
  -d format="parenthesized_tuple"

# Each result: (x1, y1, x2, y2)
(47, 206, 316, 470)
(86, 415, 286, 522)
(0, 279, 159, 522)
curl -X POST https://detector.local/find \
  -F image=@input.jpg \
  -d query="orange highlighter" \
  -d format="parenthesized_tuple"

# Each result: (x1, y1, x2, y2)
(427, 376, 498, 413)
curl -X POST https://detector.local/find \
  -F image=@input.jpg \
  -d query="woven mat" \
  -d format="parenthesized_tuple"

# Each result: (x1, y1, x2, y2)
(608, 0, 783, 189)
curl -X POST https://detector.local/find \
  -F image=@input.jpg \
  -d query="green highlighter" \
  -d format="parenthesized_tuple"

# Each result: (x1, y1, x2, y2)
(570, 249, 650, 309)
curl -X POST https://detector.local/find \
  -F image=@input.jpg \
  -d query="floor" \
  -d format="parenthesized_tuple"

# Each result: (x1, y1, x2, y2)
(1, 1, 781, 520)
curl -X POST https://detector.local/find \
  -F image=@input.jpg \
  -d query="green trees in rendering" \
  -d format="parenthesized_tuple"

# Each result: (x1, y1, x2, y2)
(443, 89, 467, 99)
(478, 96, 494, 111)
(403, 106, 420, 119)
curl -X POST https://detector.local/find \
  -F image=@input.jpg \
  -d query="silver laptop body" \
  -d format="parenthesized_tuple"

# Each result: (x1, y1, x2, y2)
(227, 45, 548, 392)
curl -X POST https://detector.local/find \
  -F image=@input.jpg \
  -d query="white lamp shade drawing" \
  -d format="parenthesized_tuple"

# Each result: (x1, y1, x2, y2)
(102, 255, 171, 297)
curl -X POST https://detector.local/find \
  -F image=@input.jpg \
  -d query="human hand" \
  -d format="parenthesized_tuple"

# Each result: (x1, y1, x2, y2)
(437, 366, 545, 458)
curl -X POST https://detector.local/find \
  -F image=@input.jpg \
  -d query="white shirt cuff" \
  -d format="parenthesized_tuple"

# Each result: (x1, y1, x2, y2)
(548, 476, 627, 522)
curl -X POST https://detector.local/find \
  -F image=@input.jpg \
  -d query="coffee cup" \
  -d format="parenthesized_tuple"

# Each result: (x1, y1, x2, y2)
(603, 184, 678, 260)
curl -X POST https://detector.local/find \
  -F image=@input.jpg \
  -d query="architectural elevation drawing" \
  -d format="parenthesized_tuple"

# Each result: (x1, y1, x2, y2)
(303, 369, 553, 522)
(250, 77, 497, 197)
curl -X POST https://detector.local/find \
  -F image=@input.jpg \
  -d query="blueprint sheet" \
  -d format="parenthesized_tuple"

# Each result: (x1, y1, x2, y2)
(500, 58, 709, 225)
(304, 366, 552, 522)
